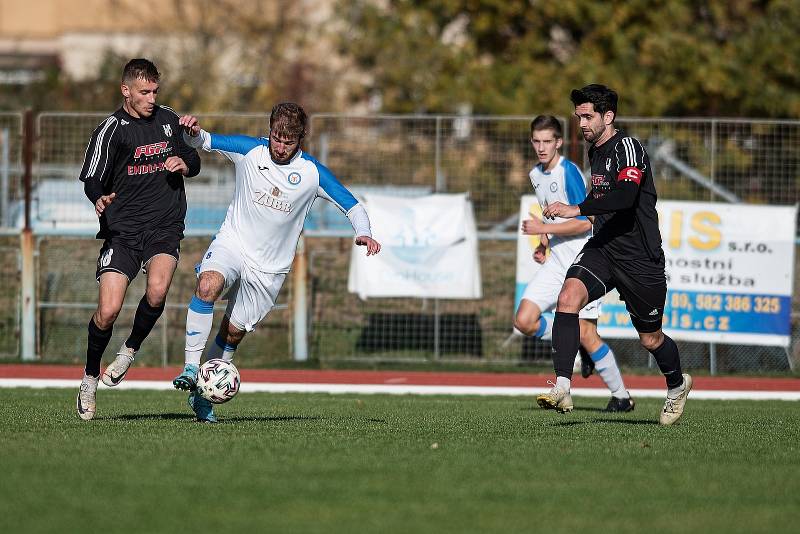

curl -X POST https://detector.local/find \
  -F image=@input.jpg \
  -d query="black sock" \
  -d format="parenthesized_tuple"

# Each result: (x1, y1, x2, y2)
(552, 311, 580, 379)
(86, 318, 113, 377)
(650, 334, 684, 389)
(125, 295, 165, 351)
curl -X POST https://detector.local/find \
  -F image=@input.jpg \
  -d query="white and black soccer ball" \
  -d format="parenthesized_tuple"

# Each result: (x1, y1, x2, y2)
(196, 359, 241, 404)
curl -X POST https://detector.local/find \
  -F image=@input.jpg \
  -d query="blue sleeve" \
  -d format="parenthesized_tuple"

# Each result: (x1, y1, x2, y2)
(564, 161, 589, 221)
(302, 153, 359, 212)
(209, 134, 266, 155)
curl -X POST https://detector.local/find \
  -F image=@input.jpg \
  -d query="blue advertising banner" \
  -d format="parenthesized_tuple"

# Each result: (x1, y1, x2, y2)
(516, 199, 797, 346)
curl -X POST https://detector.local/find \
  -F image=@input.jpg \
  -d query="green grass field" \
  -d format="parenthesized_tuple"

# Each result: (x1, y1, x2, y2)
(2, 389, 799, 533)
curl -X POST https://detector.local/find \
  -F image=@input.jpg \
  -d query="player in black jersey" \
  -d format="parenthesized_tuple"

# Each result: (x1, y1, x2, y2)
(538, 84, 691, 425)
(76, 58, 201, 421)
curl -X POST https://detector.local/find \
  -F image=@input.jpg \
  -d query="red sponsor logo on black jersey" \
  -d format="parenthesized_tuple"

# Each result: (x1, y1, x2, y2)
(591, 174, 605, 186)
(134, 141, 169, 159)
(128, 162, 166, 175)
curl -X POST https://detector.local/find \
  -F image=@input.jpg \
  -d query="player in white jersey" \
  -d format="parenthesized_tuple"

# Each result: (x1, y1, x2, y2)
(514, 115, 633, 413)
(173, 103, 381, 422)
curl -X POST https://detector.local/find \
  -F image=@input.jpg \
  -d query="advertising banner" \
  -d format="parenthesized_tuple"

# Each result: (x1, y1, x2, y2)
(349, 193, 481, 299)
(516, 198, 797, 346)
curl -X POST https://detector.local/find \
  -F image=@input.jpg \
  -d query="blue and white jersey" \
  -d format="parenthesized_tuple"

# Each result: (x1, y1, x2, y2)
(187, 129, 370, 274)
(529, 156, 591, 267)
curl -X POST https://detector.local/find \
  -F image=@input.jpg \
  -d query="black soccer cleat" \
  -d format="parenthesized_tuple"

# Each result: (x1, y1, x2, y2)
(579, 347, 595, 378)
(605, 396, 635, 413)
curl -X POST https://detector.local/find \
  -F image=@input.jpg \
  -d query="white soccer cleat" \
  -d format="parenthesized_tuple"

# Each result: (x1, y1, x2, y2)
(101, 344, 136, 387)
(77, 374, 99, 421)
(659, 373, 692, 426)
(536, 381, 574, 413)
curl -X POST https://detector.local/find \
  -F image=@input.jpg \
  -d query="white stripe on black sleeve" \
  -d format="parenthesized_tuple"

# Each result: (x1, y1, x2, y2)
(86, 117, 117, 178)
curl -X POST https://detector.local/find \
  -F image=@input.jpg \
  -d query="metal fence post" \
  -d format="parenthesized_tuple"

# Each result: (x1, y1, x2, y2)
(21, 110, 36, 360)
(433, 116, 443, 360)
(293, 235, 308, 361)
(709, 342, 717, 375)
(1, 128, 9, 228)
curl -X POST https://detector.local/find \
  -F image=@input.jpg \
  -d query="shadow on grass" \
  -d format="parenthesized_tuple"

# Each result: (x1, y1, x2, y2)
(545, 420, 588, 426)
(543, 417, 657, 426)
(105, 412, 195, 421)
(592, 418, 658, 425)
(220, 415, 322, 424)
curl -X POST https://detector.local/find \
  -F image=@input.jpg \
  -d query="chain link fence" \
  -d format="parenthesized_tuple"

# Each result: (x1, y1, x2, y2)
(0, 111, 796, 372)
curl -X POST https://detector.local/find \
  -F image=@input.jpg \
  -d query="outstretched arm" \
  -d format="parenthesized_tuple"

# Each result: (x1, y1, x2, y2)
(179, 115, 265, 162)
(309, 155, 381, 256)
(348, 204, 381, 255)
(577, 181, 639, 215)
(522, 214, 591, 236)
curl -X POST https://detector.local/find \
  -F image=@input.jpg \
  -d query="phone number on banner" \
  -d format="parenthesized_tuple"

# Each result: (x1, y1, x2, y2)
(599, 290, 791, 336)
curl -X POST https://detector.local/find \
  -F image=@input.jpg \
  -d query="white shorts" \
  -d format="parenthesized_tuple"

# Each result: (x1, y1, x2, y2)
(520, 258, 600, 320)
(199, 237, 286, 332)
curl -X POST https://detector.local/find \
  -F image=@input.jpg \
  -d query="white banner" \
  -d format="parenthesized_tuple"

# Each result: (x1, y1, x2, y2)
(348, 193, 481, 299)
(516, 199, 797, 346)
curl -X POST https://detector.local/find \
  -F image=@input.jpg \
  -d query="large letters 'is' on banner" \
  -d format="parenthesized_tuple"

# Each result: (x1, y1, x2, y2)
(348, 193, 482, 299)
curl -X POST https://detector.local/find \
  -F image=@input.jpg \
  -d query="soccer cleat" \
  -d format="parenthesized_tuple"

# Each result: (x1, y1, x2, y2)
(77, 374, 99, 421)
(579, 347, 595, 378)
(659, 373, 693, 426)
(101, 344, 136, 387)
(536, 381, 574, 413)
(605, 396, 635, 413)
(188, 391, 217, 423)
(173, 363, 200, 391)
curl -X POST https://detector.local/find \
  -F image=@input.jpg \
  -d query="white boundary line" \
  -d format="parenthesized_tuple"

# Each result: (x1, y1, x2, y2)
(2, 378, 799, 401)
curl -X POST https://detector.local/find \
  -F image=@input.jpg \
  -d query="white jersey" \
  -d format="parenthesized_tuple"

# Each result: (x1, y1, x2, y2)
(187, 130, 371, 274)
(529, 156, 591, 268)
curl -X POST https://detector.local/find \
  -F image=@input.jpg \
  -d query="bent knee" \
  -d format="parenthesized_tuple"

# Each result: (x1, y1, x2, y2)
(556, 291, 584, 313)
(639, 330, 664, 351)
(197, 276, 223, 301)
(145, 288, 168, 307)
(514, 317, 537, 337)
(94, 307, 120, 329)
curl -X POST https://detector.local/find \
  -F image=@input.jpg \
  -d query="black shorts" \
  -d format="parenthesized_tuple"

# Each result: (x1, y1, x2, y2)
(566, 247, 666, 333)
(95, 229, 181, 282)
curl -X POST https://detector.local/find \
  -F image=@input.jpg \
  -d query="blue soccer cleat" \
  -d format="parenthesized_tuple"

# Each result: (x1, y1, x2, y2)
(188, 391, 217, 423)
(173, 363, 199, 391)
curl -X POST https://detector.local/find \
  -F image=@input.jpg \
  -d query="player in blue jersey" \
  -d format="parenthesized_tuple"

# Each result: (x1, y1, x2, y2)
(515, 116, 633, 413)
(172, 103, 381, 422)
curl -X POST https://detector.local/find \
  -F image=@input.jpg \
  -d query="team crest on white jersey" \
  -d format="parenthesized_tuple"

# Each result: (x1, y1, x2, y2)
(549, 182, 558, 193)
(163, 124, 172, 137)
(288, 172, 301, 185)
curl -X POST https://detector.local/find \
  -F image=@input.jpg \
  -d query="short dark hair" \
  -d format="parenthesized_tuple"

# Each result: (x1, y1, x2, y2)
(570, 84, 618, 118)
(530, 115, 563, 138)
(269, 102, 308, 140)
(122, 58, 160, 84)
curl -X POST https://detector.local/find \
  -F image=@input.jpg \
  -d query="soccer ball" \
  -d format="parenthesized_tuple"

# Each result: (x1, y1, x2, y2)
(196, 359, 241, 404)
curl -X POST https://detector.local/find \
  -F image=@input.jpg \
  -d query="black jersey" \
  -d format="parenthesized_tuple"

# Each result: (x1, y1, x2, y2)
(579, 129, 662, 261)
(78, 105, 201, 241)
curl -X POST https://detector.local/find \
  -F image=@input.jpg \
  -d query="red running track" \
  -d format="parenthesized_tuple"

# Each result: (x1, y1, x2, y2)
(1, 364, 799, 391)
